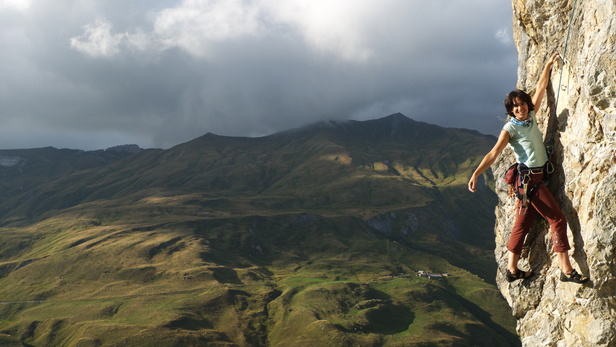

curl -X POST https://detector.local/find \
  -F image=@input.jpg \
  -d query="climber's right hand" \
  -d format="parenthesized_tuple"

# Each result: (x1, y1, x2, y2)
(468, 175, 477, 193)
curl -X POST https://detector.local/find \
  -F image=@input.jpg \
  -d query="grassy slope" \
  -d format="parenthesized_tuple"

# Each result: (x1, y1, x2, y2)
(0, 205, 516, 346)
(0, 115, 515, 346)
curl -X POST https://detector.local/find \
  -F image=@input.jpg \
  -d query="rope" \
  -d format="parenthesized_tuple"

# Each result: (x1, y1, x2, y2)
(554, 0, 580, 113)
(547, 0, 580, 149)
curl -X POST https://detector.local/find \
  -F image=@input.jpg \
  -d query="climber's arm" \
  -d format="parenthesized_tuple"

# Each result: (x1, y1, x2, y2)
(468, 130, 510, 192)
(533, 52, 560, 111)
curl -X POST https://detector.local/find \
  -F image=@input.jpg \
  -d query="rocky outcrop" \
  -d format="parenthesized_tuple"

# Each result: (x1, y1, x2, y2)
(493, 1, 616, 346)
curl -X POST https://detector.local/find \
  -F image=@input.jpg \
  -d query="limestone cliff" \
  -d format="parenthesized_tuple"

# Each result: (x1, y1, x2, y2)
(493, 0, 616, 346)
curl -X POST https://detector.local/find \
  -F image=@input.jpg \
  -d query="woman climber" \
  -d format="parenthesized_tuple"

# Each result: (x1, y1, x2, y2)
(468, 52, 589, 284)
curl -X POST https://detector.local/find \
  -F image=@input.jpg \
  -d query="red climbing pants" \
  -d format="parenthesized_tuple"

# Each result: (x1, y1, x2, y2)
(507, 171, 570, 254)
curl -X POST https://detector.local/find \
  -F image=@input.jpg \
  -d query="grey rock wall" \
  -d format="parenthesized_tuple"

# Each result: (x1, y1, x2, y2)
(493, 1, 616, 346)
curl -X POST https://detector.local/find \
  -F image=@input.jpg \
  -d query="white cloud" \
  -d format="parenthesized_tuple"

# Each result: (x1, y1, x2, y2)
(496, 27, 513, 46)
(69, 0, 378, 62)
(148, 0, 376, 61)
(152, 0, 263, 57)
(262, 0, 376, 62)
(70, 18, 126, 58)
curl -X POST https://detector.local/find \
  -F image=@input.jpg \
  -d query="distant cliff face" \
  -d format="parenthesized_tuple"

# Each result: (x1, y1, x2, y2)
(493, 1, 616, 346)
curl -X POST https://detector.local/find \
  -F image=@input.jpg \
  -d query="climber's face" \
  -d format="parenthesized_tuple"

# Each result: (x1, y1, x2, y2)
(512, 97, 529, 121)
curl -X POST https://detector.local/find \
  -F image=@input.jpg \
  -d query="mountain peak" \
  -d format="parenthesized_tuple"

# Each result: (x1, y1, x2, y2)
(364, 113, 418, 128)
(383, 112, 412, 121)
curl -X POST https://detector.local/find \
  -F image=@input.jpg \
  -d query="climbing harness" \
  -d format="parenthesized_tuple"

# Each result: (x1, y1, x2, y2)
(517, 165, 544, 215)
(503, 163, 546, 215)
(515, 165, 545, 215)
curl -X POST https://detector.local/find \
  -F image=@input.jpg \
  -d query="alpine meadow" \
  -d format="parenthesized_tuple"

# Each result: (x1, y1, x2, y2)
(0, 114, 521, 346)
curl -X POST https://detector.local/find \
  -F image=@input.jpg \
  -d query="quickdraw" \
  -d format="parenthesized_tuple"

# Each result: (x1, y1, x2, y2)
(516, 166, 544, 215)
(546, 145, 555, 175)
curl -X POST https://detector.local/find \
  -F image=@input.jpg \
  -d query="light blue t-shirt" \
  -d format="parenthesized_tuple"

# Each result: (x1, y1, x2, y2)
(503, 111, 548, 168)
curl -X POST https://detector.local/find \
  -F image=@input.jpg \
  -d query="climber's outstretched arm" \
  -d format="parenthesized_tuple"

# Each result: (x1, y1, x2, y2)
(468, 129, 510, 192)
(533, 52, 560, 111)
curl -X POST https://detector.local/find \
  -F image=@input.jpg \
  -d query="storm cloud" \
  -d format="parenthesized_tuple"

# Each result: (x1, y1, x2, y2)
(0, 0, 517, 150)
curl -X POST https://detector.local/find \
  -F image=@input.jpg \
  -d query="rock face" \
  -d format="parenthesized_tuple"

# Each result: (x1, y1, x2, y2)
(493, 1, 616, 346)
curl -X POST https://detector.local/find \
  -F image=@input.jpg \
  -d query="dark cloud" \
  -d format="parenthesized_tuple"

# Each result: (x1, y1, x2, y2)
(0, 0, 517, 150)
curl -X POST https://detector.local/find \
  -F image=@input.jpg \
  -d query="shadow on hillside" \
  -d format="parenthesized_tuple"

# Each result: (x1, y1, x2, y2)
(436, 284, 521, 346)
(210, 266, 243, 285)
(335, 300, 416, 335)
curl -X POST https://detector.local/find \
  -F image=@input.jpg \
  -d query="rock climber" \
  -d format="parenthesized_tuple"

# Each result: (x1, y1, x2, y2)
(467, 52, 589, 284)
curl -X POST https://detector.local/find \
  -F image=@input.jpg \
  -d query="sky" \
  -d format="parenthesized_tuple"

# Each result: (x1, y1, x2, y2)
(0, 0, 518, 150)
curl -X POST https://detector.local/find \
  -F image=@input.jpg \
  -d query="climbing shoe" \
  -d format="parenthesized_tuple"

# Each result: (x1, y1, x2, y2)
(506, 269, 533, 282)
(560, 269, 589, 284)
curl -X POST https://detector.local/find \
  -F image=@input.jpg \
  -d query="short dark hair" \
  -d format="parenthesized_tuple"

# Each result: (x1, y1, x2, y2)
(504, 89, 534, 117)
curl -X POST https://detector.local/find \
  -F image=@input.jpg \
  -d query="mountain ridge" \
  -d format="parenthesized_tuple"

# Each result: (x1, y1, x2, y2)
(1, 113, 497, 225)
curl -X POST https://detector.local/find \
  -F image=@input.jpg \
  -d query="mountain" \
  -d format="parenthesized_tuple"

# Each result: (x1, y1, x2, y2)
(0, 145, 142, 224)
(495, 1, 616, 346)
(0, 114, 518, 346)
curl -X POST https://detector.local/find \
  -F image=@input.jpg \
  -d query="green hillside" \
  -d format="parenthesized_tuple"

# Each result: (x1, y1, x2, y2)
(0, 114, 517, 346)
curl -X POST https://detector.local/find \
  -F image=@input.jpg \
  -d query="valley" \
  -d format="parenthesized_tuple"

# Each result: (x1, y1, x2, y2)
(0, 114, 518, 346)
